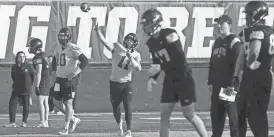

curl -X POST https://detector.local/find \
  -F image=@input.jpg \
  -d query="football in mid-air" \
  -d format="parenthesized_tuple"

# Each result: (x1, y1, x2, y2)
(80, 3, 90, 12)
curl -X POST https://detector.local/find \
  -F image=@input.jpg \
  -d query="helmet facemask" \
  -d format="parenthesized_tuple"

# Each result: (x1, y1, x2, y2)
(58, 33, 71, 48)
(141, 9, 163, 36)
(28, 47, 36, 54)
(123, 33, 139, 51)
(141, 16, 162, 36)
(27, 38, 43, 54)
(244, 1, 268, 27)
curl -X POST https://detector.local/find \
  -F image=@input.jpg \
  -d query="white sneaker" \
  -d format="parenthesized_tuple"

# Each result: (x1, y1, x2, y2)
(21, 122, 27, 127)
(118, 119, 123, 136)
(58, 128, 69, 135)
(44, 121, 49, 128)
(56, 111, 63, 115)
(69, 117, 80, 133)
(124, 130, 132, 137)
(49, 110, 55, 114)
(36, 121, 46, 128)
(5, 123, 16, 128)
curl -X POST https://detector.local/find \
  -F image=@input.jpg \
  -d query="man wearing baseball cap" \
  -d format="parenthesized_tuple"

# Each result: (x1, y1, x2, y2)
(208, 14, 241, 137)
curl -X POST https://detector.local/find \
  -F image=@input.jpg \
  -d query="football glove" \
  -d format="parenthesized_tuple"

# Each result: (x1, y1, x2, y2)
(35, 87, 40, 96)
(148, 64, 161, 77)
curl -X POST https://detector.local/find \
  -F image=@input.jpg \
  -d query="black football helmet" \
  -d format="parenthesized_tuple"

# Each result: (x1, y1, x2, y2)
(244, 1, 268, 27)
(58, 27, 72, 48)
(140, 8, 163, 36)
(28, 38, 43, 54)
(123, 33, 139, 49)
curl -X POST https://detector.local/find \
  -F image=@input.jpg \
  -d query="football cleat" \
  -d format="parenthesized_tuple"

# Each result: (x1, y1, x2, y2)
(36, 121, 47, 128)
(69, 117, 81, 133)
(4, 123, 16, 128)
(49, 110, 55, 114)
(124, 130, 132, 137)
(58, 128, 69, 135)
(21, 122, 27, 128)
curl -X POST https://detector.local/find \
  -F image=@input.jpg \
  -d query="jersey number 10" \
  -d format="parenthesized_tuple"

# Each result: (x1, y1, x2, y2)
(56, 53, 67, 66)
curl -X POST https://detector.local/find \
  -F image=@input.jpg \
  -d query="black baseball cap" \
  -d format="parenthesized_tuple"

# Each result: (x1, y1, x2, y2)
(214, 15, 232, 24)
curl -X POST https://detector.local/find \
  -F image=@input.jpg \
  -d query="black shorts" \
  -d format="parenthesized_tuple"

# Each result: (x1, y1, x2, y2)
(161, 74, 197, 106)
(53, 75, 80, 101)
(109, 80, 133, 104)
(39, 76, 51, 96)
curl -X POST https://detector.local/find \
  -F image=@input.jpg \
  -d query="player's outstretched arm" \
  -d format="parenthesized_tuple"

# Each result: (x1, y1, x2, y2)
(94, 23, 114, 52)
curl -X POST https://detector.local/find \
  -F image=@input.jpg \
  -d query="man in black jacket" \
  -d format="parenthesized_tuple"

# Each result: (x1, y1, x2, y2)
(208, 15, 241, 137)
(5, 51, 35, 128)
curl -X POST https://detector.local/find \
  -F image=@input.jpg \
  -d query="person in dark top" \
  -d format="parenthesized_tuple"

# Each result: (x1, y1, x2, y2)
(233, 1, 274, 137)
(208, 14, 241, 137)
(5, 51, 35, 128)
(141, 8, 208, 137)
(28, 38, 51, 128)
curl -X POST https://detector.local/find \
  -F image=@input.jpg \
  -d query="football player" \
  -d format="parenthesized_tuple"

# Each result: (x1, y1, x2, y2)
(141, 8, 208, 137)
(51, 27, 88, 135)
(28, 38, 51, 128)
(208, 14, 241, 137)
(233, 1, 273, 137)
(94, 23, 142, 137)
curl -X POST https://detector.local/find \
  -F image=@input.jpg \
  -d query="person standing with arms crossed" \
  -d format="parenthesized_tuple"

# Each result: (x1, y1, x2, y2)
(5, 51, 35, 128)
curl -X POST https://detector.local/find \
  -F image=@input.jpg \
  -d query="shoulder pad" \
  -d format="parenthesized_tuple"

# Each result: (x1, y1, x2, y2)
(70, 44, 80, 50)
(33, 58, 42, 64)
(250, 30, 264, 40)
(166, 32, 179, 44)
(230, 37, 241, 49)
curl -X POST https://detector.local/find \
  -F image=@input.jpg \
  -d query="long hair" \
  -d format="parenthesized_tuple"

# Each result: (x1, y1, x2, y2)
(15, 51, 26, 65)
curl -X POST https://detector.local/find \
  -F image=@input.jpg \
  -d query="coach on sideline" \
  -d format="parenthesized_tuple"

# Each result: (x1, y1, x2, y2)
(208, 15, 241, 137)
(5, 51, 35, 128)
